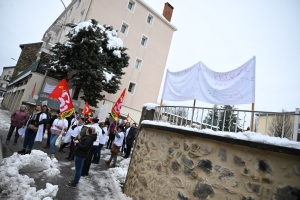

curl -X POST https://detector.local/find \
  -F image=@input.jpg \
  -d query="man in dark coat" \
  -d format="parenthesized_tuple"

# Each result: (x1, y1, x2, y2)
(123, 123, 137, 159)
(66, 127, 96, 188)
(6, 105, 29, 143)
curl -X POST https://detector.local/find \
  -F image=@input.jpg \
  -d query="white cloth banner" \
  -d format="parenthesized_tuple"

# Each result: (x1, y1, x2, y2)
(162, 57, 255, 105)
(98, 104, 108, 123)
(43, 83, 72, 95)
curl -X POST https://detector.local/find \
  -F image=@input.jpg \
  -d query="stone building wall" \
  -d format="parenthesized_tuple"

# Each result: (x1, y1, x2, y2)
(124, 125, 300, 200)
(13, 42, 42, 78)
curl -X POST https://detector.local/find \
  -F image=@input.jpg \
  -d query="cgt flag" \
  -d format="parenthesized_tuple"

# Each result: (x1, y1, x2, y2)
(31, 83, 36, 97)
(49, 78, 74, 120)
(83, 101, 91, 115)
(111, 88, 126, 121)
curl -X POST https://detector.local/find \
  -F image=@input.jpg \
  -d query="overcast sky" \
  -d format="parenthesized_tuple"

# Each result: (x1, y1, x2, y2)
(0, 0, 299, 112)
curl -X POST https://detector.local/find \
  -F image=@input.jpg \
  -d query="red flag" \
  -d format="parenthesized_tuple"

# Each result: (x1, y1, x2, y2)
(31, 83, 36, 97)
(125, 113, 130, 121)
(83, 102, 91, 115)
(49, 78, 74, 120)
(111, 88, 126, 121)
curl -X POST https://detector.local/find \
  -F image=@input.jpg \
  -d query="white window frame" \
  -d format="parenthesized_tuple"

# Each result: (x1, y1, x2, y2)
(120, 22, 129, 35)
(128, 82, 137, 94)
(146, 13, 154, 25)
(76, 0, 81, 9)
(133, 58, 142, 70)
(127, 0, 136, 12)
(141, 35, 148, 47)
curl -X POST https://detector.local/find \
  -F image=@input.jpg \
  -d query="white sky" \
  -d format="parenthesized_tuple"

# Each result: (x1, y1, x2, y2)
(0, 0, 300, 112)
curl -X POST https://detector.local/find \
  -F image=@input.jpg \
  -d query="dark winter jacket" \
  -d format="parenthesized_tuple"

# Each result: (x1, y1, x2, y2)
(74, 134, 97, 158)
(108, 121, 116, 135)
(11, 110, 29, 128)
(126, 127, 137, 146)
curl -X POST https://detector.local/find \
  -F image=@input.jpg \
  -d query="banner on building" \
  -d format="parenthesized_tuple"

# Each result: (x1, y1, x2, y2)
(49, 78, 74, 120)
(98, 104, 108, 123)
(111, 88, 126, 121)
(162, 57, 256, 105)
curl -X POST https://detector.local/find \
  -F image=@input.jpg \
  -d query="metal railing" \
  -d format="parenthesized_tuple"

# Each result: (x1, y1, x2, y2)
(153, 106, 300, 141)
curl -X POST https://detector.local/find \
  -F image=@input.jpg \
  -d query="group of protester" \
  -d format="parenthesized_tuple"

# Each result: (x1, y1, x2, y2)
(5, 104, 138, 188)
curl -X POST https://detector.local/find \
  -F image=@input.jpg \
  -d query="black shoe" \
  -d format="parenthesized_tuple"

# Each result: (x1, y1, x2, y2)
(65, 156, 71, 160)
(6, 138, 10, 141)
(66, 182, 77, 188)
(59, 149, 65, 153)
(18, 149, 26, 154)
(13, 141, 17, 144)
(25, 150, 31, 154)
(68, 156, 74, 161)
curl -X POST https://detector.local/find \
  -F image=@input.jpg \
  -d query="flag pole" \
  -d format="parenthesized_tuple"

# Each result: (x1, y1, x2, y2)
(251, 103, 255, 131)
(190, 99, 196, 127)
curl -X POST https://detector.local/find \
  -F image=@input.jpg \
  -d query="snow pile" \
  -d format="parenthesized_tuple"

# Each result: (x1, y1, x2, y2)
(0, 109, 11, 130)
(141, 120, 300, 149)
(0, 150, 59, 199)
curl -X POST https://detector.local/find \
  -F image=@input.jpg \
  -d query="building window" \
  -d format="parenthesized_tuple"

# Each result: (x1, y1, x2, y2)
(127, 0, 135, 12)
(147, 14, 153, 25)
(3, 75, 11, 81)
(120, 22, 129, 35)
(0, 83, 7, 89)
(134, 58, 142, 70)
(76, 0, 81, 9)
(141, 35, 148, 47)
(78, 10, 85, 23)
(68, 7, 73, 17)
(128, 82, 136, 94)
(8, 71, 12, 74)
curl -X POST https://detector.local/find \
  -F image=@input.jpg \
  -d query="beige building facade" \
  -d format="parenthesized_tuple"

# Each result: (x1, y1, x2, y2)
(0, 66, 15, 97)
(39, 0, 177, 122)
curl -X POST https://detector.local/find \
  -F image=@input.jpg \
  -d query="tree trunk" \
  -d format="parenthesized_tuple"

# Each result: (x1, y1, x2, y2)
(72, 86, 81, 100)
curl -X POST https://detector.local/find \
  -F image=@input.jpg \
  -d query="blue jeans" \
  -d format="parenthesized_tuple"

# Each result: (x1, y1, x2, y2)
(74, 156, 86, 184)
(94, 144, 104, 157)
(50, 134, 59, 154)
(23, 129, 37, 150)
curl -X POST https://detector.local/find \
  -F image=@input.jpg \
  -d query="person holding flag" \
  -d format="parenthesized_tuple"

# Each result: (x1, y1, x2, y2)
(111, 88, 126, 122)
(83, 101, 91, 117)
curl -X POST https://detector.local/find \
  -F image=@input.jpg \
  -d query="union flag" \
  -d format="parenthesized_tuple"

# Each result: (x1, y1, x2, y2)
(83, 101, 91, 115)
(111, 88, 126, 121)
(49, 78, 74, 120)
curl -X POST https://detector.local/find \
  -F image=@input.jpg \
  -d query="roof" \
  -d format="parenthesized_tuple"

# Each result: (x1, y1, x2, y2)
(19, 42, 43, 50)
(9, 60, 40, 86)
(3, 66, 15, 69)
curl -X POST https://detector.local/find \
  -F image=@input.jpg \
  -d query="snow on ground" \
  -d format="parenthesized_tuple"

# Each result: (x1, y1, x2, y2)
(0, 150, 59, 199)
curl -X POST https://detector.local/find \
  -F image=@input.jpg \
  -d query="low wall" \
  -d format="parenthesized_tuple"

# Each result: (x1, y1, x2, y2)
(124, 122, 300, 199)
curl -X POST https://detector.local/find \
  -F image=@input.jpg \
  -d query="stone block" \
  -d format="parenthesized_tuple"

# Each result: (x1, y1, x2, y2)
(245, 182, 262, 195)
(193, 182, 214, 199)
(218, 168, 234, 180)
(191, 143, 200, 152)
(274, 185, 300, 200)
(218, 148, 227, 162)
(257, 160, 272, 174)
(183, 167, 197, 179)
(173, 140, 181, 148)
(177, 191, 190, 200)
(233, 155, 245, 167)
(181, 155, 194, 170)
(201, 145, 212, 155)
(171, 176, 184, 188)
(170, 160, 181, 174)
(197, 159, 212, 175)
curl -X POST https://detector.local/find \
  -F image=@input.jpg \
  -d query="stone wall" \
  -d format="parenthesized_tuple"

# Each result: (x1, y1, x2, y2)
(124, 124, 300, 200)
(13, 42, 42, 78)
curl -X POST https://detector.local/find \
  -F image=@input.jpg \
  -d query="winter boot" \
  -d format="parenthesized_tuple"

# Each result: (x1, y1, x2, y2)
(68, 155, 74, 161)
(43, 144, 50, 149)
(109, 164, 116, 168)
(65, 153, 71, 160)
(18, 149, 26, 154)
(95, 156, 100, 164)
(105, 160, 110, 165)
(25, 150, 31, 154)
(91, 155, 97, 164)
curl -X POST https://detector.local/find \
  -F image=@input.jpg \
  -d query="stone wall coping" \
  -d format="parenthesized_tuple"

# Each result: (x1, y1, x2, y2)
(141, 123, 300, 156)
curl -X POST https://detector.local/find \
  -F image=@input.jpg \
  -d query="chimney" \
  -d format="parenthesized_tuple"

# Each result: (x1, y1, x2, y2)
(162, 2, 174, 22)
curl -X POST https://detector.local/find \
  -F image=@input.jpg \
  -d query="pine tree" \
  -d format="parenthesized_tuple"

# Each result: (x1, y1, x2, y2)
(203, 105, 220, 126)
(218, 105, 242, 132)
(45, 19, 129, 107)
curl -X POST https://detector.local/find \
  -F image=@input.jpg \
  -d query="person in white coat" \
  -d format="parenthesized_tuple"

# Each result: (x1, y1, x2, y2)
(59, 116, 78, 152)
(92, 121, 108, 164)
(105, 125, 125, 168)
(49, 113, 68, 159)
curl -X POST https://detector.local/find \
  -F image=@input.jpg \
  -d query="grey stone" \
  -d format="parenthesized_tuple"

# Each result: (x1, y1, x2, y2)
(162, 159, 170, 167)
(233, 155, 245, 167)
(218, 148, 227, 162)
(193, 182, 214, 199)
(150, 141, 157, 149)
(188, 152, 202, 158)
(241, 196, 255, 200)
(160, 143, 167, 152)
(138, 175, 148, 188)
(262, 177, 274, 184)
(171, 176, 184, 188)
(200, 145, 212, 155)
(224, 187, 236, 194)
(173, 140, 181, 148)
(165, 135, 172, 143)
(170, 160, 181, 174)
(218, 168, 234, 180)
(184, 142, 190, 151)
(245, 182, 261, 195)
(163, 189, 171, 197)
(274, 185, 300, 200)
(176, 151, 182, 158)
(257, 160, 272, 174)
(177, 191, 190, 200)
(181, 155, 194, 170)
(212, 184, 219, 189)
(191, 143, 200, 152)
(183, 167, 197, 179)
(168, 147, 175, 158)
(294, 163, 300, 176)
(214, 165, 222, 172)
(197, 159, 212, 175)
(231, 182, 238, 188)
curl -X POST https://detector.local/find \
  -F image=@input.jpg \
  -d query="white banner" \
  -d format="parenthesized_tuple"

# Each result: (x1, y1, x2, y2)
(162, 57, 255, 105)
(43, 83, 72, 95)
(98, 104, 108, 122)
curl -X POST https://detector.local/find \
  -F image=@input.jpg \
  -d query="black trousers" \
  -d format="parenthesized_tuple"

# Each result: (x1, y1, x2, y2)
(81, 146, 97, 176)
(6, 125, 20, 141)
(106, 134, 115, 148)
(124, 144, 132, 158)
